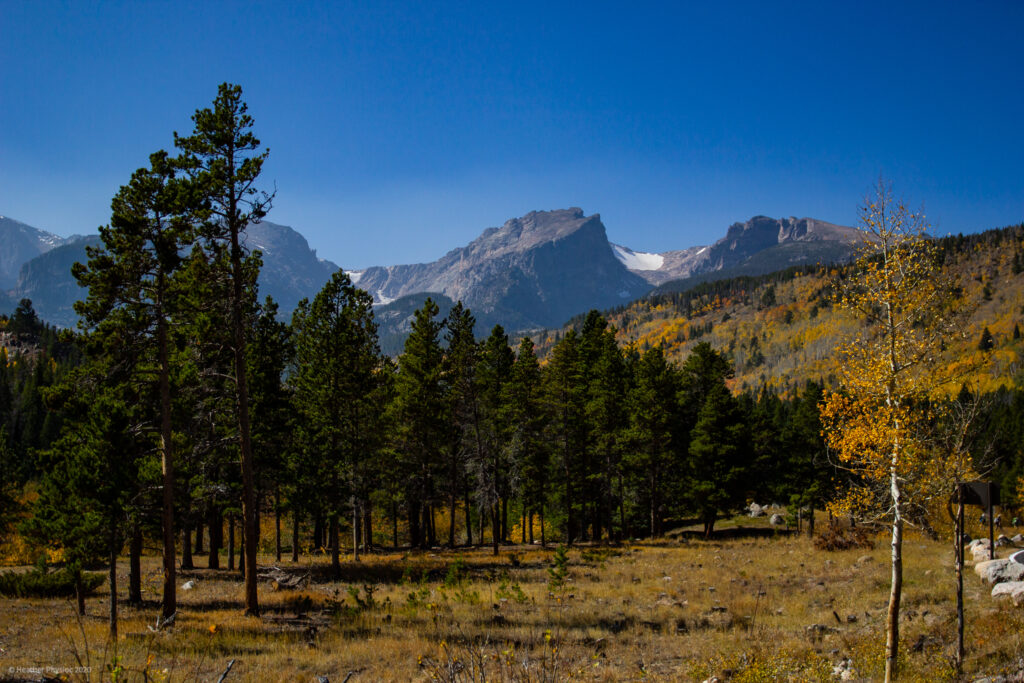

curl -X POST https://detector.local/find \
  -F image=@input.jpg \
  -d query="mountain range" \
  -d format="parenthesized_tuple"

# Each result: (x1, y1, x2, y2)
(0, 209, 865, 344)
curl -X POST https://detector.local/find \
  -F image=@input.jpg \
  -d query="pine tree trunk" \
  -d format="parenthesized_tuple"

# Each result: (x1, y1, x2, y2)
(157, 314, 176, 620)
(109, 519, 118, 639)
(275, 490, 282, 563)
(75, 567, 85, 616)
(408, 502, 420, 549)
(227, 514, 235, 571)
(181, 524, 194, 570)
(529, 511, 534, 545)
(491, 503, 500, 556)
(313, 513, 323, 552)
(195, 518, 204, 554)
(129, 521, 142, 605)
(464, 484, 473, 546)
(363, 507, 372, 553)
(228, 211, 259, 617)
(392, 501, 399, 549)
(291, 509, 300, 563)
(448, 491, 457, 549)
(807, 504, 815, 537)
(330, 516, 340, 578)
(352, 503, 360, 562)
(540, 505, 546, 547)
(209, 508, 222, 570)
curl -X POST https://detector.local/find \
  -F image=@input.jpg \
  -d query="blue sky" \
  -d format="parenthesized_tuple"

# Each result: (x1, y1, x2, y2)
(2, 1, 1022, 268)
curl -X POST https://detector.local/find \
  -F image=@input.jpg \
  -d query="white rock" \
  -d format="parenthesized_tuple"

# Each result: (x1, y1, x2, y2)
(769, 513, 786, 526)
(991, 581, 1024, 606)
(182, 580, 195, 590)
(975, 559, 1024, 584)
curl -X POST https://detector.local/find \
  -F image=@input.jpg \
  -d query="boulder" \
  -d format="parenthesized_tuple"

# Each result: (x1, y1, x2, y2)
(974, 559, 1024, 585)
(997, 534, 1011, 547)
(1013, 534, 1024, 544)
(971, 544, 996, 563)
(991, 581, 1024, 606)
(748, 503, 765, 518)
(769, 513, 786, 527)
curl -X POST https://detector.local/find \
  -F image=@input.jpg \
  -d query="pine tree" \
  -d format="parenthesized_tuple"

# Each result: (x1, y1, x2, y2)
(391, 298, 447, 548)
(978, 326, 995, 351)
(688, 383, 748, 538)
(442, 302, 479, 548)
(291, 271, 381, 574)
(505, 338, 548, 545)
(72, 149, 196, 621)
(625, 346, 681, 537)
(543, 330, 586, 544)
(476, 325, 514, 553)
(175, 83, 273, 615)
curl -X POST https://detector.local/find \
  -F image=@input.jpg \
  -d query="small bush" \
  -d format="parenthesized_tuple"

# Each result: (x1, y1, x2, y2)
(813, 525, 874, 551)
(0, 566, 105, 598)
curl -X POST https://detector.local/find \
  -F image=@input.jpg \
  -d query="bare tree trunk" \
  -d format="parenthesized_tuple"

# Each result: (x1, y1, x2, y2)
(955, 487, 964, 675)
(528, 511, 534, 545)
(491, 503, 500, 556)
(75, 567, 86, 616)
(540, 505, 546, 547)
(885, 470, 904, 683)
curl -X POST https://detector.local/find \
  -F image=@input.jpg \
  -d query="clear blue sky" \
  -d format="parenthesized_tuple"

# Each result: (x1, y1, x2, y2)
(2, 1, 1022, 268)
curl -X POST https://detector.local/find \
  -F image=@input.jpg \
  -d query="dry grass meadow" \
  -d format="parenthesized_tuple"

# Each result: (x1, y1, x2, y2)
(2, 517, 1023, 682)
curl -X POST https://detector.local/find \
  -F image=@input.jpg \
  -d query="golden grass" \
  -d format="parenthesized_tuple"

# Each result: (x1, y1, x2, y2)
(2, 521, 1022, 682)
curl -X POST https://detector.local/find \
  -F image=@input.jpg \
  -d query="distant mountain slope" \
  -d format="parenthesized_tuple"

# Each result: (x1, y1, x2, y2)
(6, 221, 339, 328)
(353, 208, 653, 330)
(0, 216, 66, 289)
(615, 216, 863, 286)
(540, 223, 1024, 396)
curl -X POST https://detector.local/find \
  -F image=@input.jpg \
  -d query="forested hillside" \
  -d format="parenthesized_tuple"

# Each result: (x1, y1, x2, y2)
(541, 223, 1024, 397)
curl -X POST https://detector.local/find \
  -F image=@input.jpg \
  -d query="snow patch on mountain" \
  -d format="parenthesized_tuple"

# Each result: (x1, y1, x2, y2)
(612, 244, 664, 271)
(347, 270, 364, 285)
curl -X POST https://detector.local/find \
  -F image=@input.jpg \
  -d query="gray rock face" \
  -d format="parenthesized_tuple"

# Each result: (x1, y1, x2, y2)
(975, 559, 1024, 584)
(8, 221, 339, 328)
(621, 216, 863, 287)
(355, 208, 652, 330)
(0, 216, 66, 290)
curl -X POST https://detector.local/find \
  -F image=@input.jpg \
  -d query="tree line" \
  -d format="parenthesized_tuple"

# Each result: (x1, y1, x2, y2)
(2, 88, 1022, 648)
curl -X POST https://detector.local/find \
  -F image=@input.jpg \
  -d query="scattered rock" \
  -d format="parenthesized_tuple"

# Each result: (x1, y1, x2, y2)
(997, 535, 1012, 547)
(975, 559, 1024, 585)
(748, 503, 765, 518)
(991, 581, 1024, 606)
(181, 580, 195, 590)
(856, 555, 874, 565)
(769, 513, 786, 527)
(1013, 534, 1024, 544)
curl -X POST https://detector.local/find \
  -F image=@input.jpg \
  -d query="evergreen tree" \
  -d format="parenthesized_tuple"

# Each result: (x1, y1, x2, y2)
(688, 383, 749, 538)
(978, 326, 995, 351)
(391, 298, 447, 548)
(475, 325, 514, 553)
(442, 302, 479, 548)
(543, 330, 587, 544)
(290, 272, 381, 575)
(175, 83, 272, 615)
(505, 338, 548, 545)
(72, 149, 196, 620)
(625, 346, 681, 537)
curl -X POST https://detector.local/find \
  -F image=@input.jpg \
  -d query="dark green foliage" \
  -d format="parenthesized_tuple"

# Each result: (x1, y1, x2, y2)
(688, 383, 750, 538)
(979, 327, 995, 351)
(0, 566, 105, 598)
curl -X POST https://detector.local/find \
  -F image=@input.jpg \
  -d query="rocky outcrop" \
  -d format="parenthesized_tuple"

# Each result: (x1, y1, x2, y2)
(355, 208, 652, 331)
(0, 216, 66, 290)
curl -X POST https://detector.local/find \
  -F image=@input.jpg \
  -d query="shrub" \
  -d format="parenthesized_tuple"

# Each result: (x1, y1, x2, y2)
(813, 524, 874, 551)
(0, 566, 105, 598)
